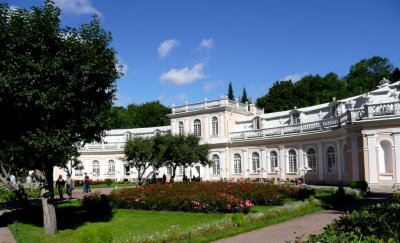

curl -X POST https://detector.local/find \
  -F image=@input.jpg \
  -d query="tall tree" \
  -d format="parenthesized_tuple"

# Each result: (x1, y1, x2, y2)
(228, 81, 235, 100)
(256, 80, 296, 113)
(345, 56, 394, 96)
(391, 67, 400, 82)
(0, 1, 120, 234)
(240, 87, 249, 103)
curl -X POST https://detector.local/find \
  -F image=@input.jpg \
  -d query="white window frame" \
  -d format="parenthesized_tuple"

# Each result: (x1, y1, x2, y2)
(292, 112, 300, 125)
(212, 154, 220, 174)
(107, 160, 115, 175)
(252, 152, 260, 173)
(327, 146, 336, 173)
(211, 117, 219, 136)
(178, 121, 184, 135)
(92, 160, 100, 176)
(270, 151, 278, 172)
(233, 154, 242, 174)
(307, 148, 317, 173)
(194, 119, 201, 137)
(288, 150, 297, 173)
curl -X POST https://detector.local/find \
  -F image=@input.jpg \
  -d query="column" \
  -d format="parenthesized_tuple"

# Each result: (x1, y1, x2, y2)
(317, 142, 323, 181)
(393, 132, 400, 183)
(366, 133, 378, 183)
(350, 134, 360, 180)
(243, 149, 249, 178)
(336, 140, 342, 181)
(261, 148, 267, 179)
(279, 145, 285, 180)
(204, 115, 209, 140)
(224, 147, 230, 179)
(219, 113, 225, 137)
(298, 144, 304, 169)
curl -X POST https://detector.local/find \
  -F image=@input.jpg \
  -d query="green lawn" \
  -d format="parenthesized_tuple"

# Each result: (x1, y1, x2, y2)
(4, 200, 223, 243)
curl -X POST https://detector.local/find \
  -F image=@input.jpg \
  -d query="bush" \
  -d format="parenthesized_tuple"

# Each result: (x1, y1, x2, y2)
(350, 180, 368, 192)
(306, 200, 400, 242)
(109, 182, 313, 214)
(82, 192, 112, 220)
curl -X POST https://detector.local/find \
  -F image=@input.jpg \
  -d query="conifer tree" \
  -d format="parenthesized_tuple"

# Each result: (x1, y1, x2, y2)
(241, 87, 249, 103)
(228, 81, 234, 100)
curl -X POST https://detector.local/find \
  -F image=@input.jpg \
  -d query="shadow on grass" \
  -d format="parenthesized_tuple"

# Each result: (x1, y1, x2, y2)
(0, 198, 114, 230)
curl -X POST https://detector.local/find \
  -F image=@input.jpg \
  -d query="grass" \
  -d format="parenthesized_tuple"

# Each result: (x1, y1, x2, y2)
(74, 182, 136, 189)
(3, 200, 223, 243)
(188, 206, 323, 242)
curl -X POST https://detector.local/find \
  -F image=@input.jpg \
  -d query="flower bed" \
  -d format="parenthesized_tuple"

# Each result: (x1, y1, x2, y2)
(109, 182, 313, 213)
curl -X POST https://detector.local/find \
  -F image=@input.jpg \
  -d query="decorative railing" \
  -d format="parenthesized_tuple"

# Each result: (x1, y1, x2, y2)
(230, 115, 346, 141)
(171, 97, 263, 114)
(81, 142, 126, 151)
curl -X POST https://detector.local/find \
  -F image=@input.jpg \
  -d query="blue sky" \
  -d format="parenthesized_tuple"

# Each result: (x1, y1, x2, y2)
(6, 0, 400, 107)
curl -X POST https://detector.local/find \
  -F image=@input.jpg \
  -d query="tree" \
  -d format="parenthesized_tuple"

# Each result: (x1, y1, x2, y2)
(256, 80, 296, 113)
(124, 137, 156, 185)
(391, 67, 400, 82)
(156, 134, 211, 182)
(228, 81, 235, 100)
(345, 56, 394, 96)
(240, 87, 249, 103)
(0, 1, 120, 234)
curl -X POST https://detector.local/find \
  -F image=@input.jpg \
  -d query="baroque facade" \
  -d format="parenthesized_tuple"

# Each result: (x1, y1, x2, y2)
(56, 79, 400, 188)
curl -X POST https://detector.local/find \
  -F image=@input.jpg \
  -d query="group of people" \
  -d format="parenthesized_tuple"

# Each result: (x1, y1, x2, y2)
(55, 172, 91, 200)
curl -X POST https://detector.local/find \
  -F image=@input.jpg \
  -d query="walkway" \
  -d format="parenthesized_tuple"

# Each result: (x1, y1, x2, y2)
(214, 190, 393, 243)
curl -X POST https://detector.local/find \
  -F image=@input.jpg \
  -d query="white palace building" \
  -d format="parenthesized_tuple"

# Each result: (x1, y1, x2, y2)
(56, 78, 400, 188)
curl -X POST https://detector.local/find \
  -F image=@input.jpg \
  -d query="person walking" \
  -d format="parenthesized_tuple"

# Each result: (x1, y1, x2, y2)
(83, 173, 91, 196)
(55, 175, 66, 200)
(66, 175, 74, 199)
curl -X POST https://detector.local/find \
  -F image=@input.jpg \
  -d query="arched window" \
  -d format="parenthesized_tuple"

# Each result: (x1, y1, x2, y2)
(288, 150, 297, 173)
(108, 160, 115, 175)
(233, 154, 242, 174)
(211, 117, 219, 135)
(327, 146, 336, 173)
(379, 140, 393, 173)
(307, 148, 317, 173)
(252, 152, 260, 173)
(212, 154, 220, 174)
(178, 121, 184, 135)
(194, 119, 201, 137)
(92, 160, 100, 176)
(270, 151, 278, 172)
(292, 112, 300, 125)
(74, 162, 83, 176)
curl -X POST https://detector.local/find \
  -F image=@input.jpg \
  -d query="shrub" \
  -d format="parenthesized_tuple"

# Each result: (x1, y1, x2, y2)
(82, 192, 112, 220)
(109, 182, 312, 214)
(350, 180, 368, 192)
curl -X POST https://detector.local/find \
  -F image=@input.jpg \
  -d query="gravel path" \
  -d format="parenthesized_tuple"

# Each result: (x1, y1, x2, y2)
(214, 190, 393, 243)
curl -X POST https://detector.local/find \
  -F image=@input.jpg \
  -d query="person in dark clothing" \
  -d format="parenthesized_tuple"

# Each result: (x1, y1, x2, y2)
(55, 175, 66, 200)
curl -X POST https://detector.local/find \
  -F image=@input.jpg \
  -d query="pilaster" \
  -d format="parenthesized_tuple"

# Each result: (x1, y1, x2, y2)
(393, 132, 400, 183)
(365, 132, 378, 183)
(350, 134, 359, 180)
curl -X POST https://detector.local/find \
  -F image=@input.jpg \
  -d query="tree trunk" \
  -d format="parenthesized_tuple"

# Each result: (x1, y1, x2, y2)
(42, 168, 57, 234)
(170, 165, 177, 183)
(42, 188, 57, 234)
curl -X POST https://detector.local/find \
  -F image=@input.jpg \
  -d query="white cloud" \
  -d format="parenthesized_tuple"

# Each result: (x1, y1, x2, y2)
(198, 38, 214, 50)
(203, 80, 224, 91)
(116, 55, 128, 75)
(281, 72, 310, 83)
(54, 0, 102, 17)
(160, 63, 205, 86)
(157, 93, 188, 105)
(158, 39, 179, 59)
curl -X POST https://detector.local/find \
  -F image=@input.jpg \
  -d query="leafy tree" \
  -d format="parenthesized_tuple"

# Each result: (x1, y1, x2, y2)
(391, 67, 400, 82)
(156, 134, 211, 182)
(124, 137, 156, 185)
(0, 1, 120, 234)
(109, 106, 131, 129)
(345, 56, 394, 96)
(127, 101, 171, 128)
(240, 87, 249, 103)
(228, 81, 235, 100)
(256, 80, 296, 113)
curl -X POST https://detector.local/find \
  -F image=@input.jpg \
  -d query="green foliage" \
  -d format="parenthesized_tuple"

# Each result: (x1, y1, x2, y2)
(350, 180, 368, 192)
(231, 213, 245, 227)
(109, 100, 171, 129)
(228, 81, 235, 100)
(306, 200, 400, 242)
(0, 184, 40, 201)
(256, 80, 296, 113)
(240, 87, 249, 103)
(345, 56, 394, 96)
